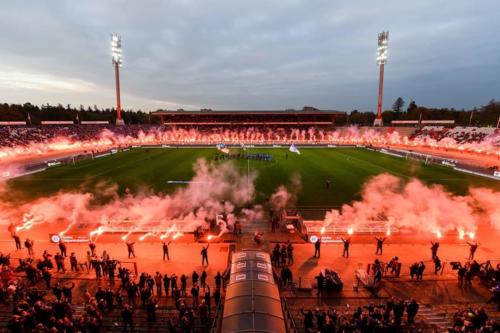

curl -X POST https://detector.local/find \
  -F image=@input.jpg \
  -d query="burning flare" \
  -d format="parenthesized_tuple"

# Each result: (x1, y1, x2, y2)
(1, 126, 498, 164)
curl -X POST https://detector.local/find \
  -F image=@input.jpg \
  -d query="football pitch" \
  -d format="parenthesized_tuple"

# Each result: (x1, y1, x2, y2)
(5, 148, 499, 218)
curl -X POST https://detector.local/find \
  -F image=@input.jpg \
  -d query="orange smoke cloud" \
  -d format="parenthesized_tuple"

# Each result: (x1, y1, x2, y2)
(323, 173, 500, 235)
(0, 159, 257, 236)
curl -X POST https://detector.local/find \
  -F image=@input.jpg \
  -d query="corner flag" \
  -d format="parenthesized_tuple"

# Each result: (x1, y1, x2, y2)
(289, 143, 300, 155)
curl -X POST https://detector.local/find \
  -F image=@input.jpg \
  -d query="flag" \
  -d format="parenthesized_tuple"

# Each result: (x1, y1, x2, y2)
(76, 112, 80, 124)
(27, 112, 32, 126)
(289, 143, 300, 155)
(216, 142, 230, 154)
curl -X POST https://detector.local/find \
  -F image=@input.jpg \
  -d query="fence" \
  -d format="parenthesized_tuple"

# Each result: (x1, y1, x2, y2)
(281, 296, 298, 333)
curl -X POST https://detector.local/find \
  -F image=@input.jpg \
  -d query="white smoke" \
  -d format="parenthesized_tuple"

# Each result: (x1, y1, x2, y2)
(270, 173, 302, 210)
(1, 159, 258, 237)
(323, 173, 500, 235)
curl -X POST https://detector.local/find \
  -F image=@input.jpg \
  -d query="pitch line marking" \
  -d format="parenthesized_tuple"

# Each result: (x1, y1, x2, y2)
(336, 151, 410, 179)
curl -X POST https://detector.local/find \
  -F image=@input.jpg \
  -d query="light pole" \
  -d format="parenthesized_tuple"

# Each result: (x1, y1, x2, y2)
(374, 31, 389, 126)
(111, 34, 125, 125)
(468, 109, 474, 126)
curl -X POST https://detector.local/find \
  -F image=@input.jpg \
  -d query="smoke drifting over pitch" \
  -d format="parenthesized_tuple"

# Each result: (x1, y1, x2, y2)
(1, 159, 257, 238)
(323, 173, 500, 236)
(270, 173, 302, 211)
(1, 158, 499, 240)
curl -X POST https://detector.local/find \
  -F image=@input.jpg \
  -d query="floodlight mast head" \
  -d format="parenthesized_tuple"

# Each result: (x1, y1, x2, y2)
(376, 31, 389, 65)
(374, 31, 389, 126)
(110, 33, 124, 124)
(111, 34, 122, 66)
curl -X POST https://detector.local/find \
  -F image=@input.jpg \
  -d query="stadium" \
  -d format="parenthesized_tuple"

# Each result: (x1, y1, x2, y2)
(1, 108, 500, 332)
(1, 3, 500, 333)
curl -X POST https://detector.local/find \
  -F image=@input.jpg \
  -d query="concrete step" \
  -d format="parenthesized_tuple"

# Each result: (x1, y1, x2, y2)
(419, 306, 449, 330)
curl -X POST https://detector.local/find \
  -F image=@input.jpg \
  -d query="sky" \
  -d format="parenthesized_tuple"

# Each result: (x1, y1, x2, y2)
(1, 0, 499, 112)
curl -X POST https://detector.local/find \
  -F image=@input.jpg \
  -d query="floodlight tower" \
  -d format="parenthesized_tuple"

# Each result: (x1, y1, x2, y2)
(374, 31, 389, 126)
(111, 34, 125, 125)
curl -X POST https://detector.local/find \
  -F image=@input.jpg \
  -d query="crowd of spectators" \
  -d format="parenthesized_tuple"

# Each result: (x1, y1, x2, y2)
(410, 126, 498, 144)
(449, 306, 499, 332)
(5, 283, 103, 333)
(0, 124, 155, 148)
(0, 124, 341, 147)
(214, 152, 273, 162)
(300, 299, 420, 332)
(1, 124, 498, 155)
(450, 260, 500, 311)
(450, 260, 499, 288)
(271, 241, 296, 288)
(0, 243, 224, 332)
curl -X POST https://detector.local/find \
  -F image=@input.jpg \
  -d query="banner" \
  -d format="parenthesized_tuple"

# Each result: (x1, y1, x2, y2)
(41, 121, 74, 125)
(289, 143, 301, 155)
(308, 234, 343, 244)
(391, 120, 419, 124)
(0, 121, 26, 125)
(47, 161, 61, 167)
(49, 234, 90, 243)
(441, 161, 456, 167)
(81, 120, 109, 124)
(421, 120, 455, 124)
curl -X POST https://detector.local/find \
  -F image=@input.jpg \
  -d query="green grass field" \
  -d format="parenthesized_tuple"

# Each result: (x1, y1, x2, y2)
(5, 148, 499, 218)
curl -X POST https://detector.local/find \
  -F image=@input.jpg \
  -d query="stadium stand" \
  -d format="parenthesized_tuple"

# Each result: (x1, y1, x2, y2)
(410, 126, 498, 144)
(0, 255, 220, 332)
(2, 124, 498, 148)
(0, 125, 153, 148)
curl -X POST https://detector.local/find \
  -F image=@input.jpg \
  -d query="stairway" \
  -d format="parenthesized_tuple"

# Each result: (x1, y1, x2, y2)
(428, 303, 500, 329)
(418, 305, 449, 331)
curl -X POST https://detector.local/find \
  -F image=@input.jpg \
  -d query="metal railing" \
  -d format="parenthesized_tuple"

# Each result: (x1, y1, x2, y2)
(209, 300, 224, 333)
(281, 296, 298, 333)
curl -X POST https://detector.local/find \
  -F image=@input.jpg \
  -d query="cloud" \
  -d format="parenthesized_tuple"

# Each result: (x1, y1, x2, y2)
(0, 0, 499, 110)
(0, 68, 97, 93)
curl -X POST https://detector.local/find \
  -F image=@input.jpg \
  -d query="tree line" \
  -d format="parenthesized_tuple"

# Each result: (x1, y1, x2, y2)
(0, 100, 498, 126)
(348, 98, 500, 126)
(0, 103, 158, 125)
